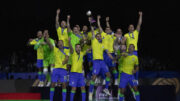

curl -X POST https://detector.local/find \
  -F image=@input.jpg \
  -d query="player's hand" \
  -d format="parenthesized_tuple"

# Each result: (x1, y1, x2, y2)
(139, 11, 143, 16)
(57, 8, 60, 14)
(106, 17, 109, 22)
(122, 52, 128, 57)
(29, 38, 33, 42)
(67, 15, 71, 20)
(41, 42, 46, 45)
(112, 58, 117, 63)
(88, 17, 92, 22)
(97, 15, 101, 19)
(62, 61, 65, 65)
(132, 70, 137, 74)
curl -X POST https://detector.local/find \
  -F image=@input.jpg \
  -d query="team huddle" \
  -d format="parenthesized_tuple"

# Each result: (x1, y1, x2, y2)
(28, 8, 143, 101)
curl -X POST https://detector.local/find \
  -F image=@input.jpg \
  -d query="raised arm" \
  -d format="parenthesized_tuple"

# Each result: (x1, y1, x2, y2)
(68, 37, 73, 54)
(97, 15, 104, 33)
(62, 55, 69, 65)
(136, 11, 143, 32)
(56, 8, 60, 29)
(89, 17, 95, 39)
(67, 15, 71, 33)
(45, 38, 54, 50)
(106, 17, 111, 28)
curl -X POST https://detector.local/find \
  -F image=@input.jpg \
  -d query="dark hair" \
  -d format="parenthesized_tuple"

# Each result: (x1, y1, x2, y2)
(75, 44, 81, 47)
(129, 44, 135, 48)
(95, 33, 101, 37)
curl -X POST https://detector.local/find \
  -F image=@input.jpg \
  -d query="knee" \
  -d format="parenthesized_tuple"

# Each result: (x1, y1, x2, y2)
(106, 72, 111, 77)
(51, 82, 55, 88)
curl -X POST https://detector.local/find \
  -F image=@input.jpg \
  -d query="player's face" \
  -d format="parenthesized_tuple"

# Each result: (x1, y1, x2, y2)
(96, 34, 102, 41)
(37, 31, 43, 39)
(43, 30, 49, 38)
(61, 21, 67, 28)
(75, 45, 81, 54)
(57, 40, 64, 48)
(120, 45, 126, 52)
(128, 44, 135, 53)
(82, 25, 88, 32)
(73, 27, 79, 34)
(105, 27, 112, 34)
(116, 28, 122, 35)
(75, 25, 81, 31)
(128, 24, 135, 32)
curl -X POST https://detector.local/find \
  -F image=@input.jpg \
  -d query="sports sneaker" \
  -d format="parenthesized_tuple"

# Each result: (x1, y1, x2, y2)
(103, 88, 111, 96)
(114, 79, 119, 85)
(46, 82, 51, 87)
(102, 79, 106, 85)
(89, 92, 93, 101)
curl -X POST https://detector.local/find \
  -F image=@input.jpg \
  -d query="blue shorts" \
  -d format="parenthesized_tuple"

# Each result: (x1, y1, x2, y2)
(37, 59, 43, 68)
(87, 52, 93, 62)
(92, 60, 109, 75)
(119, 72, 138, 88)
(51, 68, 67, 83)
(133, 51, 138, 56)
(69, 72, 85, 87)
(104, 52, 116, 68)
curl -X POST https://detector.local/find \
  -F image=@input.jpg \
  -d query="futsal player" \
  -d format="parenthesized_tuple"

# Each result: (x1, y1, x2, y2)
(124, 11, 143, 83)
(88, 18, 115, 100)
(34, 30, 55, 86)
(97, 15, 119, 85)
(69, 38, 90, 101)
(50, 40, 69, 101)
(119, 44, 140, 101)
(56, 8, 69, 48)
(29, 30, 44, 87)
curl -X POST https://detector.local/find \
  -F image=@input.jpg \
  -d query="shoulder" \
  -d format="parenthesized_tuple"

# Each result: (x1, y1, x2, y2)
(124, 33, 129, 37)
(134, 30, 139, 34)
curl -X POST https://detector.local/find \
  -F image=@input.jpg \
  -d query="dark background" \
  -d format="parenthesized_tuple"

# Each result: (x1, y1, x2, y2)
(0, 0, 179, 70)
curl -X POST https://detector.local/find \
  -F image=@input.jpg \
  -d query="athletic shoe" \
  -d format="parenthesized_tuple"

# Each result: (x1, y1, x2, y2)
(114, 79, 119, 85)
(46, 82, 51, 87)
(89, 92, 93, 101)
(103, 88, 111, 96)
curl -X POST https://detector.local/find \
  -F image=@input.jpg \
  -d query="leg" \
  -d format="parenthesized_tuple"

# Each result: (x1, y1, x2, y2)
(119, 88, 125, 101)
(81, 86, 86, 101)
(62, 82, 67, 101)
(70, 87, 76, 101)
(132, 86, 140, 101)
(111, 67, 118, 85)
(50, 82, 55, 101)
(118, 72, 129, 101)
(129, 75, 140, 101)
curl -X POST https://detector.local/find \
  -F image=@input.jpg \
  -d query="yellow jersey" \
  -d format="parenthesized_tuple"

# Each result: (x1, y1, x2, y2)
(122, 54, 139, 75)
(30, 38, 43, 60)
(92, 38, 105, 60)
(57, 27, 69, 47)
(71, 51, 86, 73)
(54, 47, 70, 69)
(124, 30, 139, 51)
(87, 29, 99, 40)
(101, 32, 116, 53)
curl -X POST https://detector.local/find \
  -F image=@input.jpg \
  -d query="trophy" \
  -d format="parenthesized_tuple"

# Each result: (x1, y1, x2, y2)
(86, 10, 96, 26)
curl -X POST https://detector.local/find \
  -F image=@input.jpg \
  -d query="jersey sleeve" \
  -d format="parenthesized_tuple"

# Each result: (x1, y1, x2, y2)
(29, 39, 37, 45)
(65, 49, 70, 56)
(34, 39, 43, 50)
(68, 32, 73, 37)
(135, 56, 139, 65)
(134, 30, 139, 36)
(101, 32, 107, 38)
(56, 27, 61, 39)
